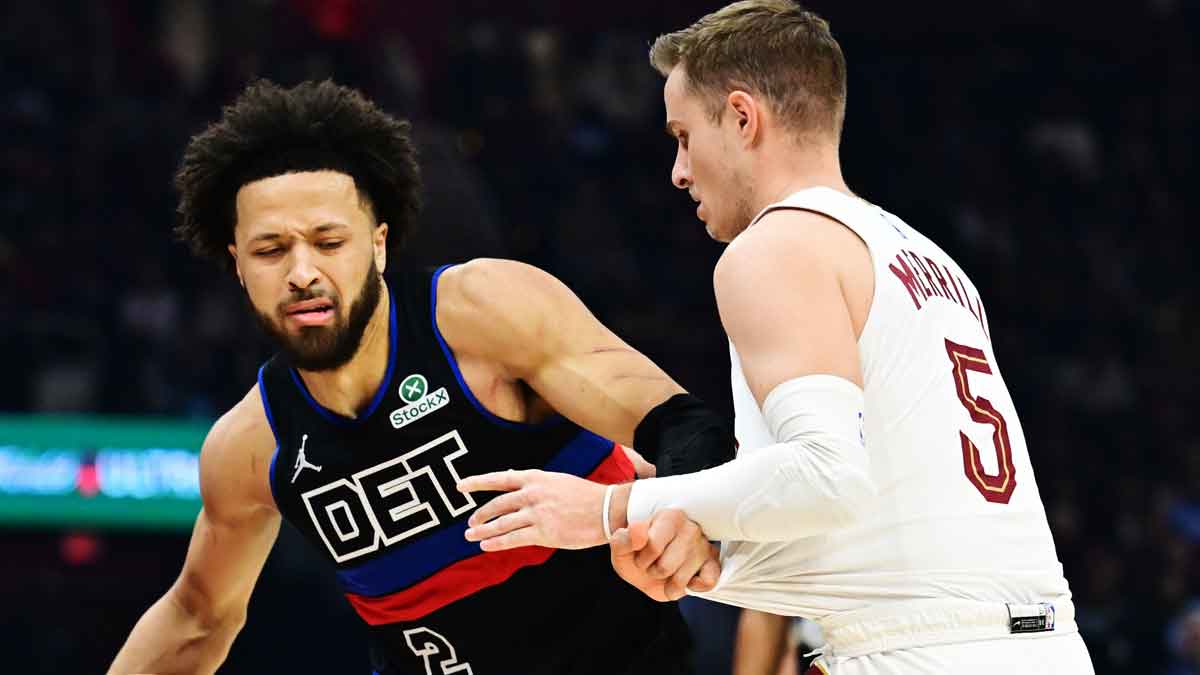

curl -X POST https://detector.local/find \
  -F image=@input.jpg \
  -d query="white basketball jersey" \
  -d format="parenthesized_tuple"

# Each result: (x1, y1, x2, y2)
(699, 187, 1073, 620)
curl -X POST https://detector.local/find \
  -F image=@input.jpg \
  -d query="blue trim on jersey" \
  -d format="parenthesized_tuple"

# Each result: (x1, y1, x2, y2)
(257, 364, 281, 440)
(338, 517, 480, 597)
(429, 264, 565, 431)
(268, 445, 280, 506)
(289, 286, 399, 426)
(880, 212, 909, 239)
(257, 364, 283, 506)
(335, 429, 613, 597)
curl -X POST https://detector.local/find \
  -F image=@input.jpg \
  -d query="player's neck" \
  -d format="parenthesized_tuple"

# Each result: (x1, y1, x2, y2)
(295, 286, 392, 419)
(753, 142, 850, 214)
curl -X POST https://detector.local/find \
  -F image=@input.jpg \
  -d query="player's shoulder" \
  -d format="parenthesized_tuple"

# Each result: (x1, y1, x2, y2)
(440, 258, 559, 307)
(438, 258, 528, 331)
(727, 207, 861, 263)
(433, 258, 546, 367)
(200, 385, 278, 511)
(439, 257, 577, 337)
(717, 208, 868, 287)
(207, 385, 275, 456)
(713, 208, 876, 338)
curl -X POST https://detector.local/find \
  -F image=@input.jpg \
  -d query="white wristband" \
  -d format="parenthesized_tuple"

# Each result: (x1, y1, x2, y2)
(602, 483, 616, 541)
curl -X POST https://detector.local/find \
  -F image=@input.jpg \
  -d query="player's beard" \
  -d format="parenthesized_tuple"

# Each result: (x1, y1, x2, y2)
(252, 263, 383, 372)
(727, 167, 757, 240)
(705, 165, 757, 242)
(730, 194, 756, 238)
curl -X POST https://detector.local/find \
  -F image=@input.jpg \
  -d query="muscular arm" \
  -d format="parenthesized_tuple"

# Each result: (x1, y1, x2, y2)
(455, 220, 873, 550)
(437, 259, 685, 447)
(715, 211, 866, 398)
(620, 211, 876, 540)
(108, 390, 280, 675)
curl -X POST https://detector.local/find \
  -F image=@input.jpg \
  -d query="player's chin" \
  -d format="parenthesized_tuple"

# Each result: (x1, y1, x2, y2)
(703, 220, 734, 243)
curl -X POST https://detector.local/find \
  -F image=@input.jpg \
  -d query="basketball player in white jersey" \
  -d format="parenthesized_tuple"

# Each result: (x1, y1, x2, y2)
(457, 1, 1096, 673)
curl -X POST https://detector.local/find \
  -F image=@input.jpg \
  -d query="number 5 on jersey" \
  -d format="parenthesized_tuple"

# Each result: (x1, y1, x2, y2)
(945, 339, 1017, 504)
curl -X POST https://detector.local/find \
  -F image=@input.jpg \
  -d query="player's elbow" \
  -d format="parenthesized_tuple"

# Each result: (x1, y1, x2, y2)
(825, 463, 876, 527)
(817, 437, 876, 527)
(735, 440, 875, 541)
(168, 574, 247, 638)
(785, 451, 875, 532)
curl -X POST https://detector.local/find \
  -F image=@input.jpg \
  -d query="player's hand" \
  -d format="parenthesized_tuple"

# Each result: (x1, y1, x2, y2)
(610, 509, 720, 601)
(621, 445, 657, 479)
(458, 469, 608, 550)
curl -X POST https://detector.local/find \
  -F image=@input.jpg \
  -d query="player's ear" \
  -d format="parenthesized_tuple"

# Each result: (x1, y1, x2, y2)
(727, 91, 759, 147)
(227, 244, 244, 287)
(374, 222, 389, 275)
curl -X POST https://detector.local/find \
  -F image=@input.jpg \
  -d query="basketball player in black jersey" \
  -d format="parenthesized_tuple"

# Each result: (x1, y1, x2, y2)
(108, 80, 728, 675)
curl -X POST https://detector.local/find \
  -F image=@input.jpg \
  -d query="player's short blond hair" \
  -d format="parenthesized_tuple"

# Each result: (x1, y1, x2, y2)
(650, 0, 847, 138)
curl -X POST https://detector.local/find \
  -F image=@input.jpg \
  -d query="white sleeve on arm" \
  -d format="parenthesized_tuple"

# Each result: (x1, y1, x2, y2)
(626, 374, 874, 542)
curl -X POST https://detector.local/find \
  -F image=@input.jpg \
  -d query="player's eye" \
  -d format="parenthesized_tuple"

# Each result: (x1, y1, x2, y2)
(254, 248, 283, 257)
(317, 240, 344, 251)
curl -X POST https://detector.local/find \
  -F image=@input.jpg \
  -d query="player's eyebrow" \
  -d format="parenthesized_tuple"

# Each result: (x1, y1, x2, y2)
(248, 222, 348, 243)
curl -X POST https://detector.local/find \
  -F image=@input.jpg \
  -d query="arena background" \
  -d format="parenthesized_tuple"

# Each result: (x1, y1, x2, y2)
(1, 1, 1197, 673)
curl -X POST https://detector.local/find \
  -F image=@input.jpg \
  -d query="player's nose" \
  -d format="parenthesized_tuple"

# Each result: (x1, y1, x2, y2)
(286, 244, 321, 290)
(671, 149, 691, 190)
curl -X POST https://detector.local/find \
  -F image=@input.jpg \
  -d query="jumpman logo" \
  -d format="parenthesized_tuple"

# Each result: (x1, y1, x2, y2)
(291, 434, 323, 483)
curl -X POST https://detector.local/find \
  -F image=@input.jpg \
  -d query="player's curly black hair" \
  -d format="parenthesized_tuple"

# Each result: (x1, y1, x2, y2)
(174, 79, 422, 271)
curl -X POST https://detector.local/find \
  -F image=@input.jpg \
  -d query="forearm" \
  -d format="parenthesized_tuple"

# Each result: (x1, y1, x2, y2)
(530, 347, 683, 448)
(632, 393, 735, 476)
(624, 441, 870, 541)
(624, 376, 873, 541)
(108, 589, 242, 675)
(460, 382, 859, 552)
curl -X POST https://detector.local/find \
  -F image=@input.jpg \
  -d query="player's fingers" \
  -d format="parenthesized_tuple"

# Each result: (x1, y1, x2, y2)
(609, 530, 642, 585)
(634, 510, 685, 573)
(627, 520, 650, 551)
(646, 525, 699, 580)
(664, 545, 708, 599)
(477, 526, 540, 552)
(463, 509, 531, 542)
(633, 542, 660, 571)
(609, 528, 634, 557)
(466, 490, 526, 529)
(664, 572, 691, 601)
(663, 524, 713, 594)
(688, 559, 721, 593)
(457, 469, 532, 494)
(620, 446, 657, 478)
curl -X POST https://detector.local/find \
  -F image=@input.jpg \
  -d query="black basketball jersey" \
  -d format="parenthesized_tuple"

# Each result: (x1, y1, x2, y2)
(259, 265, 690, 675)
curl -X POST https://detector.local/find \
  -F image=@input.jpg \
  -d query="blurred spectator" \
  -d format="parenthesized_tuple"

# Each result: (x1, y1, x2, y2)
(1166, 603, 1200, 675)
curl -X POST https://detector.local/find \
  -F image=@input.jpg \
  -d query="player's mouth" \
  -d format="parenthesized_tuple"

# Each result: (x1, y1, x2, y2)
(285, 298, 336, 326)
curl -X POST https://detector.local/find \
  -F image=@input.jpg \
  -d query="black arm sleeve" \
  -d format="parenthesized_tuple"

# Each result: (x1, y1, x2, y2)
(633, 393, 736, 478)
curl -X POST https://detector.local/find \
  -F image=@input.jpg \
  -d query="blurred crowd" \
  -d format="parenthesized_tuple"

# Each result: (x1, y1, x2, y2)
(1, 1, 1197, 673)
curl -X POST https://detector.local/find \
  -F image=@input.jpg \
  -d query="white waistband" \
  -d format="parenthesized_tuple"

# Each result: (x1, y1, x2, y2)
(817, 598, 1077, 659)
